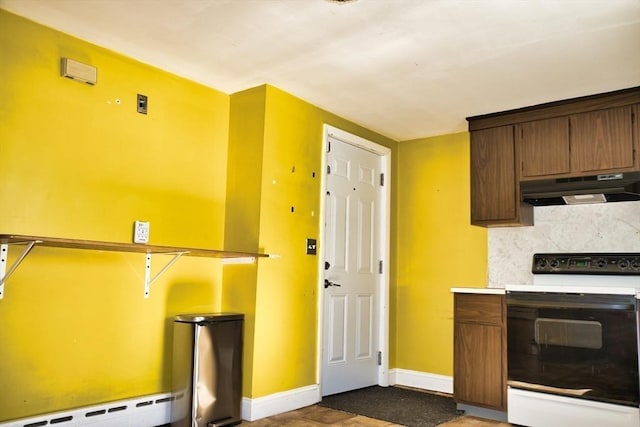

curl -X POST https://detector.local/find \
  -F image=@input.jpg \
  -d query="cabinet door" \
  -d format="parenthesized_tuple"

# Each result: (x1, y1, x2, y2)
(471, 126, 530, 225)
(570, 106, 636, 173)
(454, 322, 505, 410)
(520, 117, 571, 178)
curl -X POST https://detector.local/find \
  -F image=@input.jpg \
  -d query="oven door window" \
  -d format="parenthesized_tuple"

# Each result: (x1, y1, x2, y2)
(535, 318, 602, 349)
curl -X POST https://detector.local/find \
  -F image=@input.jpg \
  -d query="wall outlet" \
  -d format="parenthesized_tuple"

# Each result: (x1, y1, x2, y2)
(133, 220, 150, 244)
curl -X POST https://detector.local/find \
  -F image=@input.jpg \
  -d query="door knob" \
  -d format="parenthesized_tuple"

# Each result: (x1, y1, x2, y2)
(324, 279, 341, 289)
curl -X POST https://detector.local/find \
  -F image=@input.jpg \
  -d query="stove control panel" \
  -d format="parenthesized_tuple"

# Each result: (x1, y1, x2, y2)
(533, 253, 640, 275)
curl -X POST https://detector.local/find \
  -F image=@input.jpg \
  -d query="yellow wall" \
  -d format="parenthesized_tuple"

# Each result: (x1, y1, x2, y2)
(2, 5, 490, 422)
(224, 85, 397, 397)
(0, 10, 231, 420)
(221, 86, 266, 395)
(395, 132, 487, 375)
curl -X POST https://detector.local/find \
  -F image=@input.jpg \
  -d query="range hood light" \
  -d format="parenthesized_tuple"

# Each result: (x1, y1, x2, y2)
(562, 194, 607, 205)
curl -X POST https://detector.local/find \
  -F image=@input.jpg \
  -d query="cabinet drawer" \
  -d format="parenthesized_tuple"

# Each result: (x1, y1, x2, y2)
(455, 293, 504, 325)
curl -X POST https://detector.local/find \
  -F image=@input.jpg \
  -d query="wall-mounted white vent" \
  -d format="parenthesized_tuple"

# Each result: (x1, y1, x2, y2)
(61, 58, 97, 85)
(0, 392, 172, 427)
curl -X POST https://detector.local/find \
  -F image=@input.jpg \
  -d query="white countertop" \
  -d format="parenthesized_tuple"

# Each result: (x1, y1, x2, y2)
(450, 287, 505, 295)
(505, 284, 639, 295)
(451, 285, 640, 296)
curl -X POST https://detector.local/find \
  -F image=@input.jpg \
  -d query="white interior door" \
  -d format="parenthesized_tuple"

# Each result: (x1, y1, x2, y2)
(321, 132, 385, 396)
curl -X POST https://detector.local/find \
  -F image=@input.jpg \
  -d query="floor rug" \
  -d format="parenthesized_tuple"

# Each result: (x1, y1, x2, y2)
(319, 386, 463, 426)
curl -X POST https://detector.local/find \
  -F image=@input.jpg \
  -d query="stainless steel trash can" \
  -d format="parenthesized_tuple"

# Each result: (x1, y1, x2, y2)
(171, 313, 243, 427)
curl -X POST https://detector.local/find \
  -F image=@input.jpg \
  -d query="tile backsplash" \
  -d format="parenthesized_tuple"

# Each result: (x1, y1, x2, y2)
(488, 201, 640, 287)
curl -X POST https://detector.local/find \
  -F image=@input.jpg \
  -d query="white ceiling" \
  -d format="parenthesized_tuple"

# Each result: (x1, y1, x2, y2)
(2, 0, 640, 141)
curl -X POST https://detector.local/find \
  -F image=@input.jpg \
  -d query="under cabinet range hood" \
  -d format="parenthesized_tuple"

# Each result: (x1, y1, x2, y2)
(521, 172, 640, 206)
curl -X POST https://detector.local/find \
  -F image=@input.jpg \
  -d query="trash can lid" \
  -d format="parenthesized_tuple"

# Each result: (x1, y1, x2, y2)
(174, 313, 244, 323)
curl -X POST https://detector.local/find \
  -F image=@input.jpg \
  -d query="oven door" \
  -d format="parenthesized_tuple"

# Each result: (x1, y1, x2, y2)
(506, 291, 639, 407)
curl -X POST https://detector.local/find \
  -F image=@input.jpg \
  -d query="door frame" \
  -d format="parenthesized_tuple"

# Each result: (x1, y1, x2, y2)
(317, 124, 391, 394)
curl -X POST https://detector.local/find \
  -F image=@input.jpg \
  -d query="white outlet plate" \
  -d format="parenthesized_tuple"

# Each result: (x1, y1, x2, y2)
(133, 220, 150, 244)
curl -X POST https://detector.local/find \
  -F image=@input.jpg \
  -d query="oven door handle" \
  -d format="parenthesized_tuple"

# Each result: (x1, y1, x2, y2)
(507, 300, 636, 310)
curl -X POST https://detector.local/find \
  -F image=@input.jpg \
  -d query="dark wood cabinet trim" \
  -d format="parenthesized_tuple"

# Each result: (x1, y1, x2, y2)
(467, 86, 640, 131)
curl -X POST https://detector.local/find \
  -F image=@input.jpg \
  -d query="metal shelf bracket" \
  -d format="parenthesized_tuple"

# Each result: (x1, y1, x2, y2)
(0, 240, 40, 299)
(143, 251, 188, 298)
(0, 234, 267, 300)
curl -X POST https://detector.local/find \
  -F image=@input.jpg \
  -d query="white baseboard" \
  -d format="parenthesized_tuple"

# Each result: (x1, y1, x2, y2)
(1, 372, 450, 426)
(0, 393, 172, 427)
(1, 385, 323, 426)
(239, 370, 453, 422)
(390, 368, 453, 394)
(241, 384, 321, 421)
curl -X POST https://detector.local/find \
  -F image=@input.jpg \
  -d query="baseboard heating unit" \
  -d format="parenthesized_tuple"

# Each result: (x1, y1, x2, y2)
(0, 392, 172, 427)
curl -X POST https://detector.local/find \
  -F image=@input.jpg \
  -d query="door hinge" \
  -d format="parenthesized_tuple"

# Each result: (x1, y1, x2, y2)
(377, 351, 382, 366)
(380, 173, 384, 186)
(378, 260, 383, 274)
(327, 140, 331, 152)
(327, 165, 331, 175)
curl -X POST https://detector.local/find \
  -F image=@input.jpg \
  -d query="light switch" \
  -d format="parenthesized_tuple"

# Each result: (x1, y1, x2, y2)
(306, 238, 317, 255)
(137, 94, 148, 114)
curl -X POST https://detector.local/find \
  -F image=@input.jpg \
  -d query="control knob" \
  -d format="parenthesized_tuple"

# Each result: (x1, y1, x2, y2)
(594, 258, 607, 269)
(618, 259, 630, 270)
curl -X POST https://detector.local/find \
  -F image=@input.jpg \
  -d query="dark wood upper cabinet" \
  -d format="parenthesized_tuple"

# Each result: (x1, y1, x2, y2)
(468, 86, 640, 227)
(570, 105, 636, 173)
(520, 105, 636, 179)
(470, 126, 532, 226)
(519, 117, 571, 178)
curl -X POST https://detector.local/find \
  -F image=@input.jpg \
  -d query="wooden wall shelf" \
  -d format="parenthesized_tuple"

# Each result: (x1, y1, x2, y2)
(0, 234, 269, 299)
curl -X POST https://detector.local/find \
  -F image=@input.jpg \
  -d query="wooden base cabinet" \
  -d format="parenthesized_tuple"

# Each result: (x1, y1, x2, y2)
(453, 293, 506, 411)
